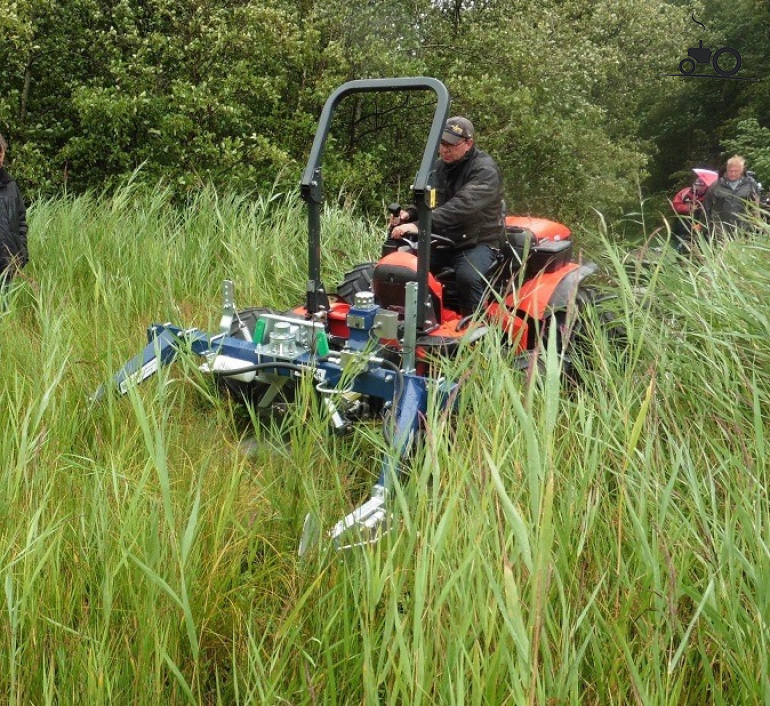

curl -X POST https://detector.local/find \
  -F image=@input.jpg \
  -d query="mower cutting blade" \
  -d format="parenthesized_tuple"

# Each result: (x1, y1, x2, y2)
(298, 486, 391, 556)
(329, 489, 391, 550)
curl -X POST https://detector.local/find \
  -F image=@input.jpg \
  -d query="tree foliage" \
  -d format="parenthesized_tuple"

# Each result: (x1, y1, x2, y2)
(0, 0, 767, 222)
(640, 0, 770, 190)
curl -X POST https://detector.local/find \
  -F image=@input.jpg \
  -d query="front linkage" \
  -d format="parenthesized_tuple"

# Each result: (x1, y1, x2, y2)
(97, 279, 458, 552)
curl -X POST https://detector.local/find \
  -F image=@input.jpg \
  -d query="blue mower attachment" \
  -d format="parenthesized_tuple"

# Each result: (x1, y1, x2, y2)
(97, 78, 469, 551)
(98, 278, 459, 552)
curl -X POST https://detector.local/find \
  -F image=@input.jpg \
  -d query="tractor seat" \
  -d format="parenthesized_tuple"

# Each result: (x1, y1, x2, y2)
(504, 226, 573, 271)
(433, 253, 501, 284)
(503, 226, 538, 268)
(434, 267, 455, 283)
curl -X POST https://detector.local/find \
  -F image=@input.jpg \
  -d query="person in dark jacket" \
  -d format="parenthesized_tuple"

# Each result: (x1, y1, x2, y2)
(702, 155, 760, 239)
(0, 132, 28, 291)
(390, 116, 503, 315)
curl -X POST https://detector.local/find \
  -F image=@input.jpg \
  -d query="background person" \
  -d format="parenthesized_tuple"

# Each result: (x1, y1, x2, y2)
(390, 116, 504, 315)
(703, 155, 760, 239)
(0, 132, 28, 293)
(670, 168, 717, 253)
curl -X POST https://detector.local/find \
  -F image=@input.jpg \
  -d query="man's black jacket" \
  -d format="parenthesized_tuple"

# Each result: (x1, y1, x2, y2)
(431, 145, 503, 249)
(0, 167, 28, 276)
(702, 174, 759, 230)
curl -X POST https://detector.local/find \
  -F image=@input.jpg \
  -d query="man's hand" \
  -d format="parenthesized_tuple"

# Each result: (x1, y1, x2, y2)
(391, 222, 418, 239)
(388, 209, 413, 228)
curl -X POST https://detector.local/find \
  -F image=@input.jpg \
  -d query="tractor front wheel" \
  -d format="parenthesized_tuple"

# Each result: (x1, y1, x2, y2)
(336, 263, 375, 305)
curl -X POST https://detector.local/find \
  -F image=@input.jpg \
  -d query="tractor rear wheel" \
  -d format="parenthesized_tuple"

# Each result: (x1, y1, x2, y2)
(336, 263, 375, 305)
(552, 286, 625, 381)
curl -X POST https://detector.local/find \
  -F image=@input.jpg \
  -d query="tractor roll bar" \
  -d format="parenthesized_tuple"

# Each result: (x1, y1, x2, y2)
(300, 77, 451, 332)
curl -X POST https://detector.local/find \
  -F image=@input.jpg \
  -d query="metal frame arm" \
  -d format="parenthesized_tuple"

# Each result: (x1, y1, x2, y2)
(299, 77, 451, 328)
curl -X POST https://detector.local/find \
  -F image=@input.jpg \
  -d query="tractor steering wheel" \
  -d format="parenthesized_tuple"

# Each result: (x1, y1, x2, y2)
(430, 233, 455, 250)
(400, 233, 454, 251)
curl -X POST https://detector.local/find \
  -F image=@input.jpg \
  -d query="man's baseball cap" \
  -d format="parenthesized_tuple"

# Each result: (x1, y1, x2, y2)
(442, 117, 474, 144)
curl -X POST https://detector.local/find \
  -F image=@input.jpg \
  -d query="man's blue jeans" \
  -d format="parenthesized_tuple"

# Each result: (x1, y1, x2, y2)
(431, 244, 498, 316)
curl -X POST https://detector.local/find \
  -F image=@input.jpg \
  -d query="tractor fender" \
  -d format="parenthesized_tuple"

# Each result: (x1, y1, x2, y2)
(513, 262, 596, 321)
(548, 263, 598, 313)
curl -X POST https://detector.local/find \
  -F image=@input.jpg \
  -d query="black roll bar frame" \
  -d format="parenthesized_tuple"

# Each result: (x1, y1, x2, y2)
(299, 77, 451, 333)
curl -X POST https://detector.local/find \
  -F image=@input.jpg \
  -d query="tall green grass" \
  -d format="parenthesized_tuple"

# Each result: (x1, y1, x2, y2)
(1, 184, 770, 703)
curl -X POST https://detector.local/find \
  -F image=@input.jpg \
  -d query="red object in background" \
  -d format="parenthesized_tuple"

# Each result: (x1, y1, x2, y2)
(693, 168, 718, 187)
(672, 168, 719, 214)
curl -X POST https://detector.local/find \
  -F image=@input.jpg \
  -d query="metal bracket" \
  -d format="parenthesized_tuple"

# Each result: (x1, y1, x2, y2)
(328, 490, 390, 549)
(218, 280, 236, 336)
(402, 281, 418, 374)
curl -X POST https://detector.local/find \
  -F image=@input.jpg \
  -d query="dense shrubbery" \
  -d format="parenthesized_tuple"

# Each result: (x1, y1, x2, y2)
(4, 0, 768, 224)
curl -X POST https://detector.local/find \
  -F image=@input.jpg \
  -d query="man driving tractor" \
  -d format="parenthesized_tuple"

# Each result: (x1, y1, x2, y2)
(389, 116, 504, 316)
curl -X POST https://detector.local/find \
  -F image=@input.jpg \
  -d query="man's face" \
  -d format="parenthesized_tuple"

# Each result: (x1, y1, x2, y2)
(439, 138, 472, 164)
(726, 163, 743, 181)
